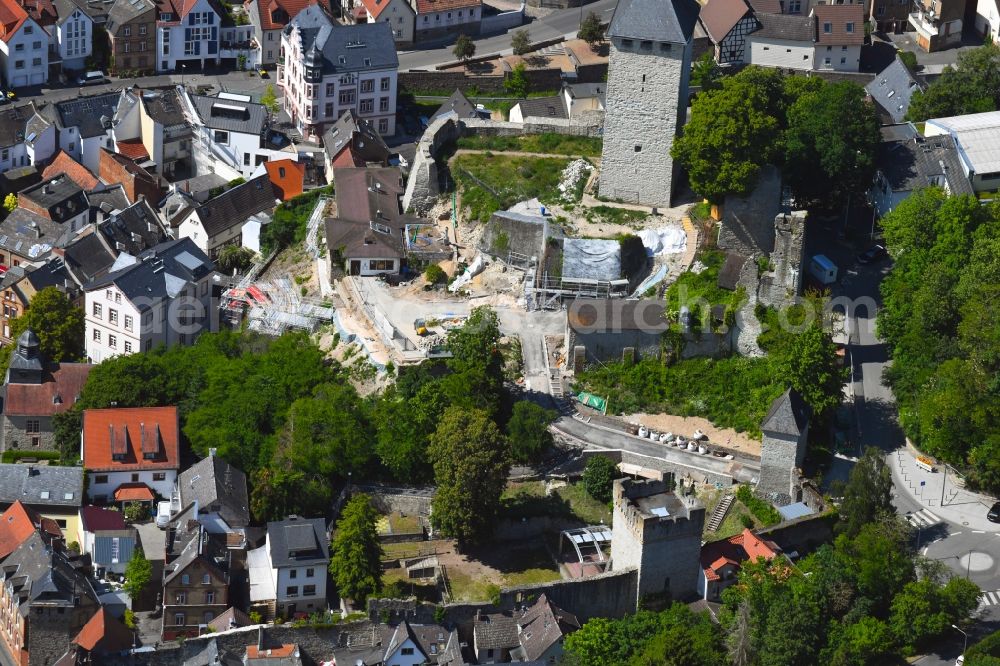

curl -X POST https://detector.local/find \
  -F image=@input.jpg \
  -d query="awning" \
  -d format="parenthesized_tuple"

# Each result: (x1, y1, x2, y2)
(114, 483, 155, 502)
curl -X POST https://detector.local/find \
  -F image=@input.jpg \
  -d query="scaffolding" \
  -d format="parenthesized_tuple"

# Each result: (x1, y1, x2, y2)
(222, 277, 335, 336)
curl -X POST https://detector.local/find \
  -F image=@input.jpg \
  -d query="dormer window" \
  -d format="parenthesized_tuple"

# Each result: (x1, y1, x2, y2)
(40, 491, 50, 499)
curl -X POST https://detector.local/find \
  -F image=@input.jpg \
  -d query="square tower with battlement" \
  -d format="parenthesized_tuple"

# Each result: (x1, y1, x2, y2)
(599, 0, 701, 207)
(611, 478, 705, 604)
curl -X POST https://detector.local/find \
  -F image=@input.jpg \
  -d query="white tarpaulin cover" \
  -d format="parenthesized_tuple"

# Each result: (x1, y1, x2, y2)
(638, 227, 686, 256)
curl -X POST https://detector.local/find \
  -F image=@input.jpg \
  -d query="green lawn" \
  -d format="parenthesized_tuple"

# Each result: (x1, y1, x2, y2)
(377, 512, 422, 536)
(663, 250, 744, 324)
(380, 568, 440, 602)
(457, 133, 603, 158)
(583, 206, 649, 228)
(453, 154, 572, 223)
(501, 481, 611, 525)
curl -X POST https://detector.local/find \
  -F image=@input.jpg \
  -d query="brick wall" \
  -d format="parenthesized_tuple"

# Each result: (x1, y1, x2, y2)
(98, 149, 164, 205)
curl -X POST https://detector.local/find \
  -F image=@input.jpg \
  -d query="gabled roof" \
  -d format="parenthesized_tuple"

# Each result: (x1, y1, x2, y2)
(189, 93, 267, 135)
(513, 594, 580, 661)
(266, 516, 328, 568)
(812, 4, 864, 45)
(107, 0, 155, 30)
(0, 465, 83, 508)
(18, 174, 89, 224)
(866, 56, 924, 124)
(2, 361, 91, 416)
(0, 208, 73, 260)
(139, 88, 189, 127)
(164, 502, 229, 585)
(193, 174, 277, 237)
(3, 530, 97, 614)
(760, 388, 810, 437)
(0, 0, 30, 44)
(286, 5, 398, 74)
(752, 11, 814, 41)
(73, 607, 133, 653)
(385, 622, 426, 663)
(514, 95, 568, 120)
(207, 606, 251, 632)
(263, 159, 305, 201)
(247, 0, 314, 30)
(0, 501, 61, 560)
(322, 109, 390, 168)
(98, 198, 168, 256)
(41, 151, 100, 191)
(700, 528, 781, 581)
(179, 451, 250, 529)
(429, 89, 477, 123)
(608, 0, 700, 44)
(474, 613, 518, 650)
(875, 133, 973, 197)
(699, 0, 753, 43)
(82, 237, 214, 311)
(81, 406, 181, 472)
(53, 92, 119, 139)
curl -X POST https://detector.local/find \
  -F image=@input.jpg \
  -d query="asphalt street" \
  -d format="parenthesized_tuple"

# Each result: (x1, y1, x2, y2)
(397, 0, 620, 71)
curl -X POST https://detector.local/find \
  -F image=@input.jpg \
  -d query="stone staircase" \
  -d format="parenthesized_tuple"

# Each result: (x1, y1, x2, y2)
(706, 492, 735, 533)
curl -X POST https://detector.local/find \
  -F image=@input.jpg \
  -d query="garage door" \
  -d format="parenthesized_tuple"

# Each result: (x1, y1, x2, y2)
(29, 73, 43, 85)
(13, 75, 26, 87)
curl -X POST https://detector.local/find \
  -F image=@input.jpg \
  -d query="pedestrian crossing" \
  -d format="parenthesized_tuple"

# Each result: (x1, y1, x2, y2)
(978, 590, 1000, 610)
(905, 508, 941, 528)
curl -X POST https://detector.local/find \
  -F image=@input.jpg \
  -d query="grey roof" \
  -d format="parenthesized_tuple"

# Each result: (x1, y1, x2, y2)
(514, 95, 568, 120)
(0, 208, 72, 260)
(512, 594, 580, 662)
(876, 133, 974, 197)
(83, 237, 214, 311)
(24, 112, 51, 147)
(322, 109, 390, 165)
(24, 254, 81, 294)
(474, 613, 519, 650)
(761, 388, 811, 436)
(53, 0, 88, 24)
(429, 89, 477, 123)
(183, 638, 243, 666)
(164, 502, 229, 584)
(2, 531, 98, 616)
(53, 92, 119, 139)
(140, 88, 188, 128)
(179, 452, 250, 529)
(866, 56, 924, 124)
(266, 516, 328, 568)
(193, 174, 277, 237)
(608, 0, 701, 44)
(0, 464, 84, 507)
(752, 11, 814, 41)
(287, 5, 398, 75)
(564, 82, 606, 102)
(98, 198, 168, 255)
(87, 184, 131, 219)
(0, 104, 32, 148)
(107, 0, 155, 31)
(189, 94, 266, 134)
(19, 174, 89, 224)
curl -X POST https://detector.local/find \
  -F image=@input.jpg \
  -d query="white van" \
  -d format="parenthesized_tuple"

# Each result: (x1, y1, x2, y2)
(155, 501, 172, 528)
(809, 254, 838, 285)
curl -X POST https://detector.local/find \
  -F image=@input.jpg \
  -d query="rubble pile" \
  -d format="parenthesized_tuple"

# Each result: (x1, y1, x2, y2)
(558, 159, 594, 196)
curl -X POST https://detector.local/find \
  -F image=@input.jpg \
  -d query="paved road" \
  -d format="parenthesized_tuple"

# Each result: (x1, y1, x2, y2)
(397, 0, 619, 71)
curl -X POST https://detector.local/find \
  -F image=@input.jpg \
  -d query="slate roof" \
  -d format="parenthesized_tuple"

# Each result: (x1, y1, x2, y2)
(179, 451, 250, 529)
(19, 174, 89, 224)
(2, 361, 91, 416)
(193, 174, 277, 237)
(474, 613, 519, 650)
(0, 464, 84, 508)
(2, 530, 98, 616)
(287, 5, 398, 74)
(513, 95, 568, 120)
(699, 0, 752, 43)
(41, 151, 100, 191)
(876, 133, 973, 196)
(866, 56, 923, 124)
(429, 89, 477, 123)
(752, 11, 814, 41)
(812, 4, 864, 45)
(52, 0, 88, 25)
(207, 606, 251, 632)
(322, 109, 390, 167)
(87, 184, 132, 218)
(24, 111, 51, 146)
(608, 0, 700, 44)
(267, 516, 328, 568)
(107, 0, 154, 30)
(139, 88, 188, 127)
(83, 237, 214, 311)
(99, 198, 168, 255)
(189, 93, 267, 134)
(0, 208, 71, 260)
(81, 406, 181, 472)
(164, 502, 229, 585)
(53, 92, 119, 139)
(512, 594, 580, 662)
(760, 388, 811, 437)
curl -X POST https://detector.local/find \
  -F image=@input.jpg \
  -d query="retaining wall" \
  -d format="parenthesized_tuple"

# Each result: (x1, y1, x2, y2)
(756, 511, 837, 555)
(480, 4, 526, 34)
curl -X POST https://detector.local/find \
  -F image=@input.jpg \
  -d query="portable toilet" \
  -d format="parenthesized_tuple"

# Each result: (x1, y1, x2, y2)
(809, 254, 838, 285)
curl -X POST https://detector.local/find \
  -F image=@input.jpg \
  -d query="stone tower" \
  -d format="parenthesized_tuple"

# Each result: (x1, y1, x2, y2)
(757, 388, 811, 502)
(599, 0, 701, 207)
(611, 478, 705, 604)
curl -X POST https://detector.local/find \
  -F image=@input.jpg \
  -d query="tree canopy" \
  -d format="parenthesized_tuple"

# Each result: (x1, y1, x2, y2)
(582, 454, 618, 504)
(838, 447, 895, 538)
(453, 34, 475, 61)
(778, 323, 847, 419)
(0, 287, 85, 376)
(506, 400, 555, 463)
(329, 493, 382, 603)
(511, 29, 531, 56)
(578, 12, 603, 49)
(906, 44, 1000, 121)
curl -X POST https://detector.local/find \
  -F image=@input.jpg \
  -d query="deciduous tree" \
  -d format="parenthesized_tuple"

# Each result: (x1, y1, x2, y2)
(453, 34, 476, 62)
(578, 12, 603, 50)
(582, 454, 618, 504)
(838, 447, 894, 537)
(511, 29, 531, 56)
(0, 287, 85, 376)
(123, 547, 152, 600)
(906, 44, 1000, 120)
(506, 400, 555, 463)
(329, 493, 382, 603)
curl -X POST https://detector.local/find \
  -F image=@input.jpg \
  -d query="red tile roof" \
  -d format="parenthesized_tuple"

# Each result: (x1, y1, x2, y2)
(247, 644, 298, 659)
(264, 159, 305, 201)
(115, 138, 150, 162)
(79, 505, 128, 532)
(812, 4, 865, 45)
(3, 363, 92, 416)
(0, 0, 28, 44)
(249, 0, 316, 30)
(358, 0, 394, 20)
(700, 528, 781, 582)
(114, 483, 155, 502)
(15, 0, 54, 25)
(413, 0, 479, 14)
(0, 501, 60, 560)
(82, 406, 180, 473)
(74, 607, 133, 653)
(41, 152, 100, 191)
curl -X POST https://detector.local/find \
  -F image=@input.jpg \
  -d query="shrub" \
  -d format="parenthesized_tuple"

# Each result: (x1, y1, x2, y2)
(425, 264, 448, 285)
(736, 485, 782, 526)
(124, 609, 136, 629)
(486, 583, 501, 606)
(123, 501, 146, 523)
(1, 450, 60, 463)
(583, 455, 619, 504)
(249, 611, 263, 624)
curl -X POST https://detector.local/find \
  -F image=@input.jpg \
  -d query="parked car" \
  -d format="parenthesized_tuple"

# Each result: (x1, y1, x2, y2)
(258, 68, 268, 78)
(77, 70, 107, 86)
(988, 501, 1000, 523)
(155, 501, 172, 528)
(857, 244, 887, 264)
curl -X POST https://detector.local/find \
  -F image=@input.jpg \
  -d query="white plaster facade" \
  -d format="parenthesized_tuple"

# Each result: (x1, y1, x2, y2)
(156, 0, 223, 72)
(86, 469, 178, 502)
(747, 36, 815, 69)
(53, 7, 94, 72)
(974, 0, 1000, 40)
(412, 0, 481, 41)
(0, 141, 29, 173)
(274, 563, 326, 615)
(384, 637, 426, 666)
(814, 43, 861, 71)
(175, 211, 245, 258)
(0, 18, 48, 88)
(600, 36, 691, 207)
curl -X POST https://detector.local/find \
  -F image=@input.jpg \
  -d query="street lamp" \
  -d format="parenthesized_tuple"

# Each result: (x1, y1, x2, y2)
(952, 624, 968, 657)
(181, 63, 186, 89)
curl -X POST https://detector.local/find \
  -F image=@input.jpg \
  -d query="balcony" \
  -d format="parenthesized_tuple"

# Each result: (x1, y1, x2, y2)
(908, 4, 939, 36)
